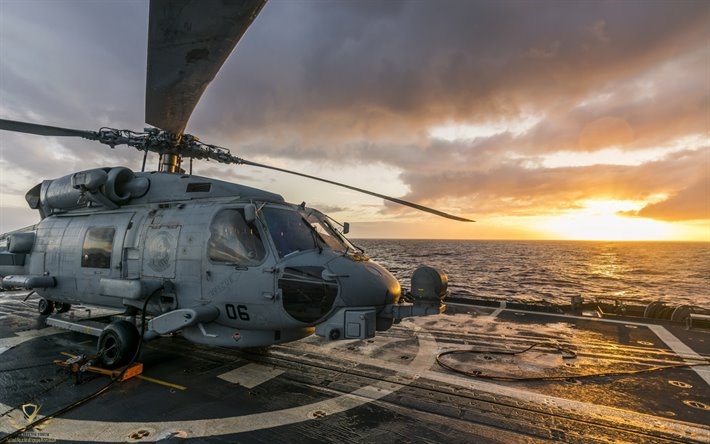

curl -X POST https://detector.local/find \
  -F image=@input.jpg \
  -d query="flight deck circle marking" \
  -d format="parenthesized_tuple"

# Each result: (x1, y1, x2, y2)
(0, 326, 438, 441)
(3, 321, 710, 441)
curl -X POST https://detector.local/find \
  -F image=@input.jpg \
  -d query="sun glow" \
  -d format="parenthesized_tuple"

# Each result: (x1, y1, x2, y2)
(537, 200, 675, 241)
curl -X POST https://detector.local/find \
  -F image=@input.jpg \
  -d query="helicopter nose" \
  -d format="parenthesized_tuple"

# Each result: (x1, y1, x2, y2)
(325, 256, 401, 308)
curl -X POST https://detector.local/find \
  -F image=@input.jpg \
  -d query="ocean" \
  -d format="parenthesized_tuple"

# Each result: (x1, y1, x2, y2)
(355, 239, 710, 308)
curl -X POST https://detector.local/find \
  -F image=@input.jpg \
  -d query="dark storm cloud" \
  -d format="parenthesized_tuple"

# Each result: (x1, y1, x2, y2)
(0, 0, 149, 206)
(1, 0, 709, 230)
(187, 0, 709, 223)
(0, 1, 146, 129)
(196, 0, 708, 146)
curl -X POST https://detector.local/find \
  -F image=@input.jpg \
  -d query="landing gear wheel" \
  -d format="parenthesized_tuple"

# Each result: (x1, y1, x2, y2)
(38, 299, 54, 315)
(98, 320, 140, 369)
(56, 302, 71, 313)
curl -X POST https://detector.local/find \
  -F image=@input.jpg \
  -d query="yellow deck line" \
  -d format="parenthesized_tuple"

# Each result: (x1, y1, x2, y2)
(136, 374, 187, 391)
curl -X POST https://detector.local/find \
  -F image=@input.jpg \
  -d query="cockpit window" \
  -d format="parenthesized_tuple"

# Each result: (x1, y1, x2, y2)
(208, 209, 265, 265)
(302, 211, 348, 253)
(262, 207, 318, 258)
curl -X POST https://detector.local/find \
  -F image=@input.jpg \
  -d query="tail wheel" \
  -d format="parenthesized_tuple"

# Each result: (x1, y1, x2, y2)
(38, 299, 54, 315)
(98, 320, 140, 369)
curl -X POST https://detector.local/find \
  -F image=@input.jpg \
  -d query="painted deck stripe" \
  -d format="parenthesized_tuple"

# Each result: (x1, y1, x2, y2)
(648, 324, 710, 387)
(218, 363, 285, 389)
(0, 328, 439, 442)
(489, 301, 506, 318)
(2, 320, 709, 442)
(0, 327, 61, 354)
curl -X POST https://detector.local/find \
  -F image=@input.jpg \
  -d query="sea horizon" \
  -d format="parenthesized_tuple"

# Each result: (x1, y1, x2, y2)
(353, 237, 710, 243)
(355, 239, 710, 308)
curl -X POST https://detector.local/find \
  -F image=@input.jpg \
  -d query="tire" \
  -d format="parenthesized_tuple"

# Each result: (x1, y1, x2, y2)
(56, 303, 71, 313)
(98, 320, 140, 369)
(38, 299, 54, 315)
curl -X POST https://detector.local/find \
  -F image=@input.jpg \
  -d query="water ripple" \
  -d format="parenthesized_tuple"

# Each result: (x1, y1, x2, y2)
(356, 239, 710, 307)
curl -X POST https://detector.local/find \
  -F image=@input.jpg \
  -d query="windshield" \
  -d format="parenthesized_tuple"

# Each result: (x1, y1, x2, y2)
(261, 205, 358, 258)
(301, 210, 349, 253)
(262, 207, 318, 258)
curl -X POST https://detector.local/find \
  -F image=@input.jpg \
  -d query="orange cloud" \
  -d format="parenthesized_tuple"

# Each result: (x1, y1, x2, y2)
(577, 117, 635, 150)
(633, 175, 710, 221)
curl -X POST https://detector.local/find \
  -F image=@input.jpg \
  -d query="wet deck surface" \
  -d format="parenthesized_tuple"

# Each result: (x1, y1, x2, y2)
(1, 290, 709, 443)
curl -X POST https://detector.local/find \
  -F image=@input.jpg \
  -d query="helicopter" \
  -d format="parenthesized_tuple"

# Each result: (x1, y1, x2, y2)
(0, 0, 472, 369)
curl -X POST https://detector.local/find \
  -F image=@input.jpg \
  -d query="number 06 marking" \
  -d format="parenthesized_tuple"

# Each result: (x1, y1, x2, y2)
(225, 303, 250, 321)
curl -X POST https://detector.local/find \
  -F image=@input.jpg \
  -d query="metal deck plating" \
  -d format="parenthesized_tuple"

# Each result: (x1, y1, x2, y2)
(1, 290, 708, 443)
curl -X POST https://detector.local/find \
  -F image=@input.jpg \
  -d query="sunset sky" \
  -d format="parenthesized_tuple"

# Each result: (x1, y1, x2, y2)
(1, 0, 708, 241)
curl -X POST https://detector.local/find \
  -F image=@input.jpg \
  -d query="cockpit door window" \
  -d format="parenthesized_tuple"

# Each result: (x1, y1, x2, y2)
(208, 209, 266, 265)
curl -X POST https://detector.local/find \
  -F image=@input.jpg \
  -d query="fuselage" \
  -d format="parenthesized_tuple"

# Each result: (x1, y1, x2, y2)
(0, 168, 404, 347)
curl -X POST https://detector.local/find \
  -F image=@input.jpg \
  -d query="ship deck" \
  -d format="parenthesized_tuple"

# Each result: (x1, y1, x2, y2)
(1, 290, 709, 443)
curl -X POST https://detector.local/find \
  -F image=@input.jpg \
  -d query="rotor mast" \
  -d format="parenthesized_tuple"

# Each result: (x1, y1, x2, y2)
(161, 153, 181, 173)
(158, 133, 182, 173)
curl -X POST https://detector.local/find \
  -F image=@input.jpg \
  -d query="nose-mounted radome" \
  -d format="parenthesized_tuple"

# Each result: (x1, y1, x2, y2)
(324, 256, 401, 307)
(276, 256, 402, 329)
(258, 203, 447, 339)
(315, 265, 449, 341)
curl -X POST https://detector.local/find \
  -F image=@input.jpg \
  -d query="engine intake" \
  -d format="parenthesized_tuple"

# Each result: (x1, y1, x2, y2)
(25, 167, 149, 217)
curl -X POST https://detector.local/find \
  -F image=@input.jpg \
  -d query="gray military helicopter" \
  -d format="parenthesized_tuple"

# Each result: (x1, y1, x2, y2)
(0, 0, 471, 369)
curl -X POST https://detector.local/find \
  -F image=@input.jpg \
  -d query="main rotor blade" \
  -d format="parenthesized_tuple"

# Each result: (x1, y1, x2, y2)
(146, 0, 267, 137)
(0, 119, 98, 139)
(238, 159, 475, 222)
